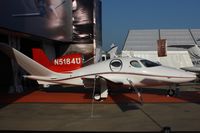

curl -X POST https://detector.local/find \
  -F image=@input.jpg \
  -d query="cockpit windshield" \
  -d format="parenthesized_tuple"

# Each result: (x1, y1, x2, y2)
(140, 59, 161, 67)
(130, 60, 142, 68)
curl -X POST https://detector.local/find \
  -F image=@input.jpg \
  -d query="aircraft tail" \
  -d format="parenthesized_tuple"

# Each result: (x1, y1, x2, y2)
(107, 45, 118, 58)
(0, 43, 56, 77)
(32, 48, 52, 68)
(32, 48, 83, 73)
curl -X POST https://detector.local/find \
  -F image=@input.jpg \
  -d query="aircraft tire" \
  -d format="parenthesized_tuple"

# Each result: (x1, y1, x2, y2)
(167, 89, 175, 97)
(94, 94, 101, 101)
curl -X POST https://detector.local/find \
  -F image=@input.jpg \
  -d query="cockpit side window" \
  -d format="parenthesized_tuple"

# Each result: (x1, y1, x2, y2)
(140, 59, 161, 67)
(130, 60, 142, 68)
(109, 59, 123, 71)
(111, 61, 121, 67)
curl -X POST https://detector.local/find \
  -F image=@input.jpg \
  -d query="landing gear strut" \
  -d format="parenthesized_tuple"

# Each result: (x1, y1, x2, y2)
(127, 79, 143, 105)
(92, 76, 108, 101)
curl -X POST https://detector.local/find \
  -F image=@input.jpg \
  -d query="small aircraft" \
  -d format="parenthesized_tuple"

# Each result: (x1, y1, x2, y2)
(0, 43, 197, 102)
(168, 44, 200, 73)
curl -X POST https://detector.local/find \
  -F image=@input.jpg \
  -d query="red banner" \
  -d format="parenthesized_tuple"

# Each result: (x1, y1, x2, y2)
(157, 39, 167, 57)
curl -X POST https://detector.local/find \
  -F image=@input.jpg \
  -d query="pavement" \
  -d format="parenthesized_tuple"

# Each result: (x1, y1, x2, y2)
(0, 86, 199, 132)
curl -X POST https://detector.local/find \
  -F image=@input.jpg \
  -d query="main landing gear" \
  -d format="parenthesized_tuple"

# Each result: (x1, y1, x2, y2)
(92, 76, 108, 101)
(167, 85, 180, 97)
(91, 76, 108, 117)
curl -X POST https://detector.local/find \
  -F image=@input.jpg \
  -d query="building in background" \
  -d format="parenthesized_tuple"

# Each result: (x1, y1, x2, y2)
(0, 0, 102, 93)
(122, 29, 200, 68)
(65, 0, 102, 64)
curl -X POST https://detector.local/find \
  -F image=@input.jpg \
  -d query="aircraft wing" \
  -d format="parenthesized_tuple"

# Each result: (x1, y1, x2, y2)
(82, 75, 124, 88)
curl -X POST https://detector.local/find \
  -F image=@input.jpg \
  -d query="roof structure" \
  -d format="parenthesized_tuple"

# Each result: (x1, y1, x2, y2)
(122, 29, 200, 68)
(123, 29, 200, 51)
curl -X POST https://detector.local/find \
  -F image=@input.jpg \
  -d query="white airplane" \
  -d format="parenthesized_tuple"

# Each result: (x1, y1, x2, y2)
(0, 43, 197, 102)
(168, 44, 200, 73)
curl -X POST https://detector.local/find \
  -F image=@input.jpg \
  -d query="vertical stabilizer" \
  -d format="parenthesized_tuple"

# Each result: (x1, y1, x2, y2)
(187, 45, 200, 67)
(32, 48, 52, 67)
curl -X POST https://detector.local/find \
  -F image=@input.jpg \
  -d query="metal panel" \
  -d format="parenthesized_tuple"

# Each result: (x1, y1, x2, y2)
(124, 29, 199, 51)
(124, 29, 159, 51)
(160, 29, 195, 51)
(0, 0, 73, 42)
